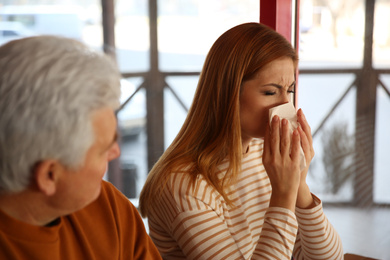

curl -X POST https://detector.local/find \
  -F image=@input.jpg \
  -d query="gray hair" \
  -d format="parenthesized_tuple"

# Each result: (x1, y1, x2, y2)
(0, 35, 121, 192)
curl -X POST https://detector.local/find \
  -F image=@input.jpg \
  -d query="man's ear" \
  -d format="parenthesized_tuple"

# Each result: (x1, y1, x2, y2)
(34, 160, 60, 196)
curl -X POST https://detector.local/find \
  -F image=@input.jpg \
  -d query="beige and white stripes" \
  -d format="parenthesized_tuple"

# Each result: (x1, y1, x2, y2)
(147, 139, 343, 259)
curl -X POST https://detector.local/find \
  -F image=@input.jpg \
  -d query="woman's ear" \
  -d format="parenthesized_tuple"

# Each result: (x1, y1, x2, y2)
(33, 160, 60, 196)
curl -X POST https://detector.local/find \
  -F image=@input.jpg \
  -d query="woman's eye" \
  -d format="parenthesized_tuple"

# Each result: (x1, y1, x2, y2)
(265, 91, 276, 96)
(288, 90, 296, 94)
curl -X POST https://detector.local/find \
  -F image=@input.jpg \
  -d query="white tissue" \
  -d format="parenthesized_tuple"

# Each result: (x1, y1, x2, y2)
(268, 102, 306, 171)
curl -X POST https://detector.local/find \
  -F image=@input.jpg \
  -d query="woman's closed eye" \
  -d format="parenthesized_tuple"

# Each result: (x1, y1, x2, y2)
(263, 90, 294, 96)
(265, 91, 277, 96)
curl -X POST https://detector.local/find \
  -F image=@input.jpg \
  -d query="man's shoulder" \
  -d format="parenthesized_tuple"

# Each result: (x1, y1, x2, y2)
(99, 180, 137, 210)
(100, 180, 123, 196)
(78, 180, 139, 220)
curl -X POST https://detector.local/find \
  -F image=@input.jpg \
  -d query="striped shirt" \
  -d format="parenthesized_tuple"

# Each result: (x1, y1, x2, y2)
(147, 139, 343, 259)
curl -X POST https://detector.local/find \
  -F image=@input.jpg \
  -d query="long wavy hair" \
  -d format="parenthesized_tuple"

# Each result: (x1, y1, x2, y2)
(139, 22, 298, 217)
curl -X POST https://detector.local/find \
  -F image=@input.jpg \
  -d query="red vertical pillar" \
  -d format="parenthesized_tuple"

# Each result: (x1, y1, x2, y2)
(260, 0, 292, 42)
(260, 0, 300, 105)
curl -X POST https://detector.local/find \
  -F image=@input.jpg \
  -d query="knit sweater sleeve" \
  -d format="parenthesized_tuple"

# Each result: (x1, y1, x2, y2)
(148, 173, 299, 259)
(293, 194, 344, 259)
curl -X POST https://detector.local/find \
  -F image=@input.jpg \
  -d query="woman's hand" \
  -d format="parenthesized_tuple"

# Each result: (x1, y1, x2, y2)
(295, 108, 316, 209)
(297, 108, 315, 185)
(263, 115, 302, 212)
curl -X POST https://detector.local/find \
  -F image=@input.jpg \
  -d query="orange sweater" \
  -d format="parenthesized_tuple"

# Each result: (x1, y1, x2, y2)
(0, 181, 162, 260)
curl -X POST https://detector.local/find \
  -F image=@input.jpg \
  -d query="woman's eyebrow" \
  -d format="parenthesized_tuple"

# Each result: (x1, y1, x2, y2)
(262, 81, 296, 89)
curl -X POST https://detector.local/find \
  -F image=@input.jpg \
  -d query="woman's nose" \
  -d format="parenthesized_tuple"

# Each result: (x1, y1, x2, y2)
(275, 93, 291, 107)
(282, 92, 291, 103)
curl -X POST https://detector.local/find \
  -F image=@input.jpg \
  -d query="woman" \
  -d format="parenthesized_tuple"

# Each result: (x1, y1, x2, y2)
(139, 22, 343, 259)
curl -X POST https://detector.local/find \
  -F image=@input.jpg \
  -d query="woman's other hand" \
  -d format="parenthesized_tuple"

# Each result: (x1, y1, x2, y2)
(295, 108, 316, 209)
(263, 115, 301, 212)
(296, 108, 315, 184)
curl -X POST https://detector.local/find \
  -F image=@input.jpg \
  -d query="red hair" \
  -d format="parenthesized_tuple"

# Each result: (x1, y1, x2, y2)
(139, 22, 298, 217)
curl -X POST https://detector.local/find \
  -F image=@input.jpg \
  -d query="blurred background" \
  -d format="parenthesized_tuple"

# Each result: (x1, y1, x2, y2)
(1, 0, 389, 258)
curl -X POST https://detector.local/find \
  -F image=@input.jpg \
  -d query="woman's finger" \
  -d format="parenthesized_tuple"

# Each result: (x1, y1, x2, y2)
(270, 115, 280, 156)
(297, 109, 312, 146)
(298, 124, 315, 161)
(296, 109, 315, 169)
(263, 119, 271, 156)
(297, 108, 313, 144)
(280, 118, 291, 159)
(298, 124, 309, 153)
(290, 129, 301, 162)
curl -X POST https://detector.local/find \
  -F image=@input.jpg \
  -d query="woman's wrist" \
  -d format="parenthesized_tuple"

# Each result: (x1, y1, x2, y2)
(296, 183, 316, 209)
(269, 190, 298, 212)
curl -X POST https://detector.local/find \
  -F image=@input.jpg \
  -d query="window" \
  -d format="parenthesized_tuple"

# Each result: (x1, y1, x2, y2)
(116, 0, 260, 199)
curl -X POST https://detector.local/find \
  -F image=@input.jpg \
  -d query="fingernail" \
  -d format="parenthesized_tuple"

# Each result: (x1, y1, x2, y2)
(273, 116, 279, 122)
(282, 118, 287, 125)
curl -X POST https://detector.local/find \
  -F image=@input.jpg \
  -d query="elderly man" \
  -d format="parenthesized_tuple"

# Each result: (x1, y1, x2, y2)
(0, 36, 161, 259)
